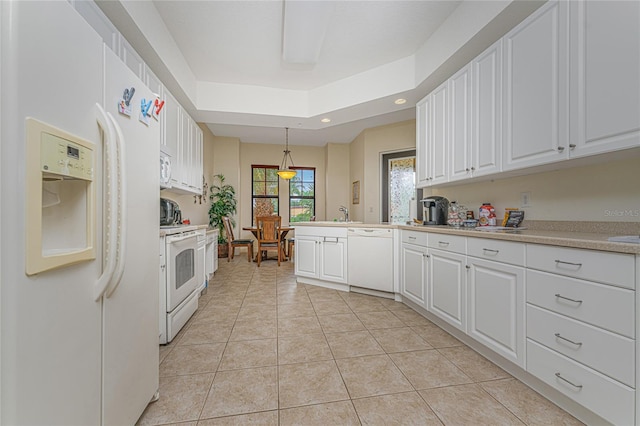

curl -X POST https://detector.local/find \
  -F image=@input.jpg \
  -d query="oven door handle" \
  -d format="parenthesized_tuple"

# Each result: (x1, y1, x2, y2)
(94, 104, 118, 301)
(105, 111, 127, 299)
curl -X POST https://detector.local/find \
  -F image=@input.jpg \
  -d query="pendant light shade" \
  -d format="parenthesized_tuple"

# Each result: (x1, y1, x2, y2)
(277, 127, 297, 180)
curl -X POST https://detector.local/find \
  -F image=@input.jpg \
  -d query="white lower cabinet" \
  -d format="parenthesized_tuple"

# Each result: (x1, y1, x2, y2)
(400, 243, 429, 308)
(319, 237, 347, 284)
(527, 340, 635, 426)
(467, 257, 525, 367)
(428, 248, 467, 332)
(525, 243, 636, 425)
(294, 228, 347, 285)
(294, 236, 320, 278)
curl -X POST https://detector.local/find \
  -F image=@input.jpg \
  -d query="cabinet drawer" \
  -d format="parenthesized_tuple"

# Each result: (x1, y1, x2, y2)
(526, 270, 634, 338)
(402, 230, 428, 246)
(526, 244, 635, 289)
(467, 237, 525, 266)
(428, 234, 466, 254)
(527, 340, 635, 426)
(527, 304, 634, 387)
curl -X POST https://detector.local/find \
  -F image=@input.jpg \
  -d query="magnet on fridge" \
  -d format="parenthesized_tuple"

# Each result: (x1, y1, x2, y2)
(152, 98, 165, 121)
(123, 87, 135, 106)
(139, 98, 153, 126)
(118, 99, 132, 117)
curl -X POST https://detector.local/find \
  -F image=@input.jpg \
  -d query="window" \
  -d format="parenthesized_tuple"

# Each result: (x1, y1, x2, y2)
(289, 167, 315, 223)
(252, 165, 279, 225)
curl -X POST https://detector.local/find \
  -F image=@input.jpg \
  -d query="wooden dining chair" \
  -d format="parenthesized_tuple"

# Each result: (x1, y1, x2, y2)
(255, 216, 282, 266)
(222, 216, 253, 262)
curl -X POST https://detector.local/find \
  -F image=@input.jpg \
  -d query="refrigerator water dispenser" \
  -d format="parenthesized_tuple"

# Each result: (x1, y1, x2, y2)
(25, 118, 96, 275)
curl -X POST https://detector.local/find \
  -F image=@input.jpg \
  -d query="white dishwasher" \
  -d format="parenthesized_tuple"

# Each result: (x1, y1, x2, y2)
(347, 227, 393, 292)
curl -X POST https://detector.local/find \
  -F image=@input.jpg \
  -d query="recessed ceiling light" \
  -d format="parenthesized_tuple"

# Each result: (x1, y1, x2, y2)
(321, 118, 331, 123)
(394, 98, 407, 105)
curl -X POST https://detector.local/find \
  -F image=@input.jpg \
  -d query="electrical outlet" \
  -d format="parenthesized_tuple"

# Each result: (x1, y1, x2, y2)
(521, 192, 531, 207)
(369, 207, 373, 213)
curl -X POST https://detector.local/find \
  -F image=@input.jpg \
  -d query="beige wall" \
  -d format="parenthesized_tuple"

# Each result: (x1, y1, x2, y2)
(236, 142, 326, 239)
(429, 156, 640, 223)
(325, 143, 351, 221)
(349, 132, 366, 221)
(349, 120, 417, 222)
(160, 123, 217, 226)
(205, 118, 637, 229)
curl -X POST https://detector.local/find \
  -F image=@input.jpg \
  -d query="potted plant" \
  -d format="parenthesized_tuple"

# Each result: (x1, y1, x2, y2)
(208, 174, 237, 258)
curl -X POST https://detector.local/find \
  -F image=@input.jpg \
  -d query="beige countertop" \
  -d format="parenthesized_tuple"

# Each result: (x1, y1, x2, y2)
(293, 221, 640, 254)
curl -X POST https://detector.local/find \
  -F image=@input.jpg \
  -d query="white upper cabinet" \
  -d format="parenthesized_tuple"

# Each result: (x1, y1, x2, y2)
(430, 82, 449, 185)
(417, 82, 449, 188)
(502, 0, 569, 171)
(569, 0, 640, 157)
(416, 97, 430, 186)
(449, 64, 472, 182)
(471, 40, 502, 177)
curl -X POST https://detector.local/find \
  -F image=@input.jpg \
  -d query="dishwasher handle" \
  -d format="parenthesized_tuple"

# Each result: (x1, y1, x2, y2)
(347, 228, 393, 238)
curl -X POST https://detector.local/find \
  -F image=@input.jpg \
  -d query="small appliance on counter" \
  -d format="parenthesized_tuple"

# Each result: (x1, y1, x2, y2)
(420, 196, 449, 225)
(160, 198, 181, 226)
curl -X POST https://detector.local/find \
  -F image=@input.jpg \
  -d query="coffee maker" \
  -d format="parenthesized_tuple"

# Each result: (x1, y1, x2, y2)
(420, 196, 449, 225)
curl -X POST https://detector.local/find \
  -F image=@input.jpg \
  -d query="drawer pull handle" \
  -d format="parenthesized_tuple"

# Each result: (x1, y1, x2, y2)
(482, 248, 499, 254)
(438, 241, 450, 246)
(555, 293, 583, 304)
(409, 236, 416, 240)
(555, 259, 582, 268)
(555, 372, 583, 390)
(554, 333, 583, 347)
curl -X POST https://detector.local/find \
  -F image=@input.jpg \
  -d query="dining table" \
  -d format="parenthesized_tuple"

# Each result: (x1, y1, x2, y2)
(242, 226, 293, 262)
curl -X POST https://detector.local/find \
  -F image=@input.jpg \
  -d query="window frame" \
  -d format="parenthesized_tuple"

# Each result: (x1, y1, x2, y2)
(288, 166, 316, 223)
(251, 164, 279, 225)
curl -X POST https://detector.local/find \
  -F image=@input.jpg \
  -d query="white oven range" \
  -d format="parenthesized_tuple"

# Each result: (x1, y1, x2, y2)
(159, 226, 204, 344)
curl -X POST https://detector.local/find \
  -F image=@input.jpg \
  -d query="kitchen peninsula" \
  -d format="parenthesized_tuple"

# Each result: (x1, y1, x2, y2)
(293, 220, 640, 425)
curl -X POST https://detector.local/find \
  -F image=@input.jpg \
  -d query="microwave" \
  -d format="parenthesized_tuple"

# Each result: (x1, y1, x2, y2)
(160, 198, 180, 226)
(160, 152, 172, 189)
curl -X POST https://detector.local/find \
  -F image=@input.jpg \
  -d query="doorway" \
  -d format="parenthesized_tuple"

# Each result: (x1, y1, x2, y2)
(381, 150, 416, 224)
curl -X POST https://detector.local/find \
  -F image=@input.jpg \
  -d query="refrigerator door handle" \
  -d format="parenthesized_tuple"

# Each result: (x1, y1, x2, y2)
(94, 103, 118, 301)
(105, 112, 127, 299)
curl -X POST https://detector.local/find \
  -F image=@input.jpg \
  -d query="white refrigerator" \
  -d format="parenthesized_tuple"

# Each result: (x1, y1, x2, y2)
(1, 1, 159, 424)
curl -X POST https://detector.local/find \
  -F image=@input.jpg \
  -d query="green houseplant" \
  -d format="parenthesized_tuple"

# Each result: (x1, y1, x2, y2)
(208, 174, 237, 256)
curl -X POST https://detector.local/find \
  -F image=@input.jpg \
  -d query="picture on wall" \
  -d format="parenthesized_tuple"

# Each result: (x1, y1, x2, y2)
(352, 180, 360, 204)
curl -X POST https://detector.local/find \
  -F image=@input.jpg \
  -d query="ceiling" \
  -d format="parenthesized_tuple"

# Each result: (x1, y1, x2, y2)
(98, 1, 543, 146)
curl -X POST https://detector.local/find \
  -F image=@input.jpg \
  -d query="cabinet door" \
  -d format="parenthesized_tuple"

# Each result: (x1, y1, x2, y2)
(468, 258, 525, 367)
(163, 88, 179, 163)
(179, 109, 191, 188)
(503, 0, 569, 170)
(449, 64, 472, 182)
(415, 97, 430, 186)
(472, 39, 502, 177)
(401, 243, 428, 307)
(295, 236, 319, 278)
(197, 243, 206, 289)
(319, 238, 347, 284)
(191, 122, 203, 192)
(570, 0, 640, 157)
(119, 35, 144, 79)
(428, 249, 466, 331)
(430, 82, 448, 184)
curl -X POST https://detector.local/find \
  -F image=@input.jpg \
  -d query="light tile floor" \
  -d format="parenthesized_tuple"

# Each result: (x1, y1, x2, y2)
(137, 257, 583, 426)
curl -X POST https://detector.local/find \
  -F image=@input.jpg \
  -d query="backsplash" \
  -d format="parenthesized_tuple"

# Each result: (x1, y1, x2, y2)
(430, 156, 640, 223)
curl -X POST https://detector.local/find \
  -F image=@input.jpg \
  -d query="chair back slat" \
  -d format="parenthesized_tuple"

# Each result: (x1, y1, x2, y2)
(256, 216, 281, 243)
(222, 216, 235, 241)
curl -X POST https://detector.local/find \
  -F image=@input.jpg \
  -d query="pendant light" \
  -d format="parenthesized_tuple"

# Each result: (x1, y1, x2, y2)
(277, 127, 297, 180)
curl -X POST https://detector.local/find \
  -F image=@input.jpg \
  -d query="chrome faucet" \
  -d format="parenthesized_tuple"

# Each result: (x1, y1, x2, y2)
(339, 205, 349, 222)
